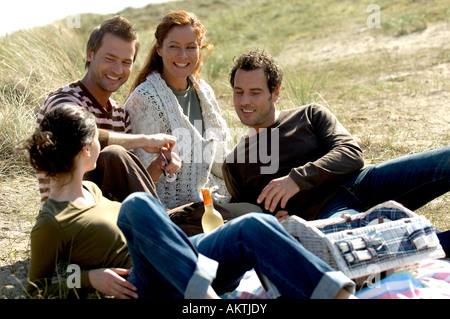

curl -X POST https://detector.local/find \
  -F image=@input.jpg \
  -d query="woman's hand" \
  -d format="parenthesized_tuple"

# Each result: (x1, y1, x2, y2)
(160, 149, 182, 176)
(147, 150, 182, 182)
(88, 268, 138, 299)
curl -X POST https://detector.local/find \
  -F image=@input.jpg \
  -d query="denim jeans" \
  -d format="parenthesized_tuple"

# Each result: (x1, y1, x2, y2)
(319, 146, 450, 219)
(117, 192, 355, 299)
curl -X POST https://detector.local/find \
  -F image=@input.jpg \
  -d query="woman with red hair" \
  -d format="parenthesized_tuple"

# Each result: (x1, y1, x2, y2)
(125, 11, 254, 214)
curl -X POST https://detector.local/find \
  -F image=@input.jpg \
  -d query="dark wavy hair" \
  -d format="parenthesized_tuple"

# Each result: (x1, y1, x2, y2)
(230, 50, 283, 94)
(24, 105, 96, 177)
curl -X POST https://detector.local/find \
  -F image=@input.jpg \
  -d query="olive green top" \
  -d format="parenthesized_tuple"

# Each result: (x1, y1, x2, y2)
(27, 181, 130, 293)
(170, 79, 205, 134)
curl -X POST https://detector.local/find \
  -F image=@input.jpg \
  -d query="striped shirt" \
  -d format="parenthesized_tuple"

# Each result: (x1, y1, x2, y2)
(35, 81, 131, 208)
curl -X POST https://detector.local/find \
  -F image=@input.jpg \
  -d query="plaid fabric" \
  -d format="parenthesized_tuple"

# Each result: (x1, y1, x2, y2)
(307, 203, 442, 273)
(330, 218, 438, 270)
(282, 201, 445, 279)
(321, 207, 412, 234)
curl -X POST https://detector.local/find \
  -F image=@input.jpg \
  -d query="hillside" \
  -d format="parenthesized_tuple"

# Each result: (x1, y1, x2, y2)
(0, 0, 449, 298)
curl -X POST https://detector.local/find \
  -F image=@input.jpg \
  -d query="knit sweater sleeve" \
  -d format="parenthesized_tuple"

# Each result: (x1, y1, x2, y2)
(196, 78, 231, 179)
(194, 78, 231, 203)
(125, 74, 231, 207)
(124, 84, 164, 167)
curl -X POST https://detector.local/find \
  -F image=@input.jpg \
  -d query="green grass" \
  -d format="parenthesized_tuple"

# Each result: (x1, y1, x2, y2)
(0, 0, 449, 298)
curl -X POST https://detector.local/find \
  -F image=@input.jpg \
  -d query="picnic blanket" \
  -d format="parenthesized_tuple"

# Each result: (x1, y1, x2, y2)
(221, 259, 450, 299)
(356, 259, 450, 299)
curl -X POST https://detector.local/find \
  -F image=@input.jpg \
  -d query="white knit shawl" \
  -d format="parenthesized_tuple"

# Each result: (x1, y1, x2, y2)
(124, 73, 231, 208)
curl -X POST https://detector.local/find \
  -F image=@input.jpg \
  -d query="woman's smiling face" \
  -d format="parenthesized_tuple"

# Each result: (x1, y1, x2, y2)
(157, 25, 200, 90)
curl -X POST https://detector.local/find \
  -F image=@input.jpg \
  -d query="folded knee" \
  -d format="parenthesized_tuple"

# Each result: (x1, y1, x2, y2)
(234, 213, 279, 236)
(119, 192, 165, 222)
(100, 145, 128, 160)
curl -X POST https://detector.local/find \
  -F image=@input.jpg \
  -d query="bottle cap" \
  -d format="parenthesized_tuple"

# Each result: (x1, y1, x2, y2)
(201, 189, 212, 206)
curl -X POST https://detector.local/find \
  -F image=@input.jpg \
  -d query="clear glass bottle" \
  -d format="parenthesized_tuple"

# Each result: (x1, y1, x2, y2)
(201, 189, 224, 233)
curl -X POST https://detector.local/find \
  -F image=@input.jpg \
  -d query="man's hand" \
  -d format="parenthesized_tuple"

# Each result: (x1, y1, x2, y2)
(257, 175, 300, 213)
(140, 134, 177, 154)
(88, 268, 138, 299)
(107, 132, 177, 154)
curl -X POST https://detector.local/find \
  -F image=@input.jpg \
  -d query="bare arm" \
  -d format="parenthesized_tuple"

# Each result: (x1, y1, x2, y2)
(107, 132, 177, 154)
(88, 268, 138, 299)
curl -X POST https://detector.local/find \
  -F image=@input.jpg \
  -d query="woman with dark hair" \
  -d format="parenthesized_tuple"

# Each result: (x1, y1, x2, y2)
(25, 105, 133, 297)
(23, 104, 356, 299)
(124, 11, 233, 210)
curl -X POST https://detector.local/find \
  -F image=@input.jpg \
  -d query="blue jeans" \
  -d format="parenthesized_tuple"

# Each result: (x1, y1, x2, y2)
(117, 192, 355, 299)
(319, 146, 450, 219)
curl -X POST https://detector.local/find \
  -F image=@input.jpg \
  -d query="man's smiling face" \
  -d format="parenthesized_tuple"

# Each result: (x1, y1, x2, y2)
(86, 32, 136, 96)
(233, 68, 280, 131)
